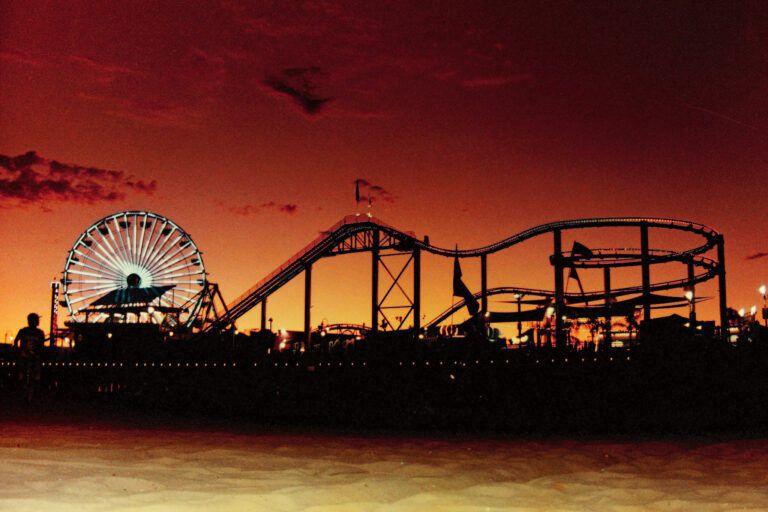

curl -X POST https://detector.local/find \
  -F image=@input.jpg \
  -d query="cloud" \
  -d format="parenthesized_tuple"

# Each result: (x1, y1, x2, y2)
(355, 178, 395, 204)
(324, 107, 394, 120)
(109, 103, 204, 128)
(67, 55, 143, 84)
(69, 56, 137, 75)
(0, 151, 156, 207)
(78, 93, 203, 129)
(746, 252, 768, 261)
(0, 49, 44, 67)
(241, 15, 317, 37)
(229, 201, 298, 216)
(262, 67, 332, 115)
(461, 74, 533, 88)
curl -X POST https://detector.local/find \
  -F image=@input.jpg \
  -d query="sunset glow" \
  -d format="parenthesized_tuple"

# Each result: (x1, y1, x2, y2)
(1, 1, 767, 338)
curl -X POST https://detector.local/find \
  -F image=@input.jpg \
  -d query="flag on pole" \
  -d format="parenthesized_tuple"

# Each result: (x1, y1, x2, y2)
(568, 241, 591, 305)
(568, 266, 586, 297)
(571, 241, 593, 258)
(453, 254, 479, 315)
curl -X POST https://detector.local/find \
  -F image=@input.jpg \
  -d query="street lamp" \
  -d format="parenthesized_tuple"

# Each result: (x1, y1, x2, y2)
(514, 293, 522, 337)
(684, 289, 696, 327)
(760, 285, 767, 327)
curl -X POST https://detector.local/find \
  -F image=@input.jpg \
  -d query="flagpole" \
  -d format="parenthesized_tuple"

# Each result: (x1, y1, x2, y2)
(450, 245, 456, 330)
(355, 179, 360, 218)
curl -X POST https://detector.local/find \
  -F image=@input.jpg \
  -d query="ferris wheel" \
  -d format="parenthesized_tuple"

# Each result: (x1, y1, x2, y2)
(62, 211, 207, 328)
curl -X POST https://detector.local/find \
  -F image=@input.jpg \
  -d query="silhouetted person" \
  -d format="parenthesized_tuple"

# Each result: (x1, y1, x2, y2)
(14, 313, 45, 399)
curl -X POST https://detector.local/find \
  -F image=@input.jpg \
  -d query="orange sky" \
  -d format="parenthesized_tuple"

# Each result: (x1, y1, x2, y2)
(2, 1, 768, 339)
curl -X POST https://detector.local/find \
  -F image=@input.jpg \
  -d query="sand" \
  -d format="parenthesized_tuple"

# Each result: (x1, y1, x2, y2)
(1, 407, 768, 512)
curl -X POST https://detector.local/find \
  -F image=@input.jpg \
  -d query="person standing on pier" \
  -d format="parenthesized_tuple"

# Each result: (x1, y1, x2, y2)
(13, 313, 45, 402)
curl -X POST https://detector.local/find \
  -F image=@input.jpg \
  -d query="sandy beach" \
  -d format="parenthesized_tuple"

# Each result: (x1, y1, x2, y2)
(2, 401, 768, 512)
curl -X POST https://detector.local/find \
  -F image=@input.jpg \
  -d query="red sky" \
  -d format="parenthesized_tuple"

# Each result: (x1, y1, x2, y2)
(1, 1, 767, 338)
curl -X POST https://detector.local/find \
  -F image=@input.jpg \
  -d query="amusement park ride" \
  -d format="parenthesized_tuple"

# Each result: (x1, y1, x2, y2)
(53, 210, 728, 350)
(9, 210, 768, 432)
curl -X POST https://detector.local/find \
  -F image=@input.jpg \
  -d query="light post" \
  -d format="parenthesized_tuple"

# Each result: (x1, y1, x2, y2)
(514, 293, 522, 337)
(760, 285, 767, 327)
(684, 289, 696, 328)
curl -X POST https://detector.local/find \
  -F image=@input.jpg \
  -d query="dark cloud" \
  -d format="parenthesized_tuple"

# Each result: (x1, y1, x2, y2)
(5, 151, 44, 168)
(229, 201, 298, 216)
(354, 178, 395, 204)
(126, 180, 158, 193)
(260, 200, 298, 214)
(262, 67, 332, 115)
(746, 252, 768, 261)
(0, 151, 156, 207)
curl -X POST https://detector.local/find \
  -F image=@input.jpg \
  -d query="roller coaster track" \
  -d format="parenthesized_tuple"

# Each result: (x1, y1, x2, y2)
(426, 257, 719, 328)
(205, 215, 722, 333)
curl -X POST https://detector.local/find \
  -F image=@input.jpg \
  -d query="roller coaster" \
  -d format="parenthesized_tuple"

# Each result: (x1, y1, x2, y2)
(195, 214, 726, 349)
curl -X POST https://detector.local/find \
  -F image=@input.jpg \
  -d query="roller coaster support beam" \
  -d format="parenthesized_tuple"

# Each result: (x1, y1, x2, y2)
(717, 236, 727, 335)
(371, 229, 380, 332)
(603, 267, 612, 350)
(687, 260, 696, 326)
(640, 222, 651, 323)
(413, 247, 421, 333)
(198, 282, 234, 334)
(304, 264, 312, 347)
(261, 298, 267, 331)
(554, 229, 565, 349)
(481, 254, 488, 314)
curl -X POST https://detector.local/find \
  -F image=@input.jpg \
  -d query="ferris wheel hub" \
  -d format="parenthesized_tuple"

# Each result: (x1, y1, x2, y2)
(126, 273, 141, 288)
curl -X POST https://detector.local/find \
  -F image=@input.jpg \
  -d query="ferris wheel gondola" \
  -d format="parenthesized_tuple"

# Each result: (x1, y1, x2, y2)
(62, 211, 206, 328)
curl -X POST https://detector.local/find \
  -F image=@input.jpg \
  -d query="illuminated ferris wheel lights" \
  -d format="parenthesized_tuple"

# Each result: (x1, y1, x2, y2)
(62, 211, 206, 328)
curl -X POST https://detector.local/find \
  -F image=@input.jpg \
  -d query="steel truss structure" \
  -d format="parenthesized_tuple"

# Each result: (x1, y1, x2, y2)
(201, 215, 726, 351)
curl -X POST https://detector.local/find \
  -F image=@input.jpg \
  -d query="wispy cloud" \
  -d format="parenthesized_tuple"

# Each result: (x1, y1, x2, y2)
(0, 49, 44, 67)
(78, 93, 204, 129)
(461, 74, 533, 88)
(228, 201, 298, 216)
(69, 56, 137, 75)
(683, 103, 758, 131)
(0, 151, 156, 208)
(241, 15, 319, 37)
(355, 178, 395, 204)
(746, 252, 768, 261)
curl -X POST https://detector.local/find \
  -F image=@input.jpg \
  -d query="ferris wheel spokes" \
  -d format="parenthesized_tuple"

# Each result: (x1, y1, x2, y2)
(144, 233, 185, 276)
(70, 250, 124, 281)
